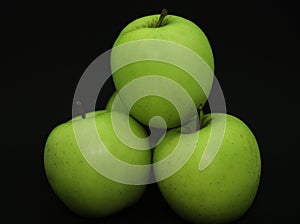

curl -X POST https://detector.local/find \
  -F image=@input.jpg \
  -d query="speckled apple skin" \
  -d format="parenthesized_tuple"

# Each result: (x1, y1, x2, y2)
(44, 111, 151, 217)
(153, 114, 261, 224)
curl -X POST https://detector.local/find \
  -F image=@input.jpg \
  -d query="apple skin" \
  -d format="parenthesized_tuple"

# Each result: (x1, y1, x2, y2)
(111, 13, 214, 128)
(44, 110, 151, 217)
(153, 114, 261, 224)
(105, 92, 118, 110)
(105, 91, 128, 113)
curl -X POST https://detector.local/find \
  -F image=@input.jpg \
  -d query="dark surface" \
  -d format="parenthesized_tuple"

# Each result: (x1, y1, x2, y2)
(2, 0, 299, 223)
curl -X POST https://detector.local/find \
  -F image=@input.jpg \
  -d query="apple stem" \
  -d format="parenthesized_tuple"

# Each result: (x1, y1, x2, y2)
(198, 104, 204, 129)
(180, 104, 204, 134)
(156, 9, 168, 27)
(75, 101, 86, 119)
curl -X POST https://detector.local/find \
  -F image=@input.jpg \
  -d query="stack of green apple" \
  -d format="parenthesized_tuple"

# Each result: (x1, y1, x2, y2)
(44, 9, 261, 224)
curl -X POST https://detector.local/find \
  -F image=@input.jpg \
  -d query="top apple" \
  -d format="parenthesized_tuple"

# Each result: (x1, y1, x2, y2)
(111, 9, 214, 128)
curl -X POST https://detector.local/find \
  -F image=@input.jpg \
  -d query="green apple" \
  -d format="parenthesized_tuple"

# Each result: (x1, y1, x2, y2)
(153, 113, 261, 223)
(44, 110, 151, 217)
(111, 9, 214, 128)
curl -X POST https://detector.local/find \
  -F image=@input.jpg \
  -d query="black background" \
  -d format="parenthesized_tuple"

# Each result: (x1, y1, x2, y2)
(2, 0, 299, 223)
